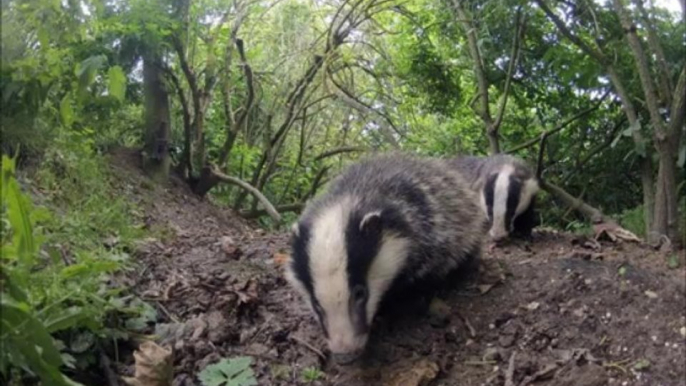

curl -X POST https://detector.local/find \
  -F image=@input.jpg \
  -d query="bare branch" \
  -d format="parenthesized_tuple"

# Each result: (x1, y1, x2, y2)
(507, 91, 609, 154)
(314, 146, 366, 161)
(492, 7, 525, 137)
(633, 0, 673, 105)
(212, 167, 281, 222)
(540, 180, 609, 223)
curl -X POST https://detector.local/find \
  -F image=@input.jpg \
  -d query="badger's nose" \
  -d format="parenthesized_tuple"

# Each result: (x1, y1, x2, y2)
(332, 351, 363, 365)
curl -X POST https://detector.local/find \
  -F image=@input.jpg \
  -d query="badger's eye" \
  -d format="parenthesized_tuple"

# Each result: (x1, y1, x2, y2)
(352, 285, 368, 303)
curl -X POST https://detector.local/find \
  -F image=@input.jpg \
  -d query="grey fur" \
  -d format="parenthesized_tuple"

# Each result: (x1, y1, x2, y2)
(442, 154, 536, 192)
(297, 152, 486, 284)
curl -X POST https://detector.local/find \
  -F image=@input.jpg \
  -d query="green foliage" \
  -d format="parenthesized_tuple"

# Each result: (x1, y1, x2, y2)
(1, 155, 82, 385)
(617, 205, 646, 238)
(301, 367, 324, 383)
(198, 356, 258, 386)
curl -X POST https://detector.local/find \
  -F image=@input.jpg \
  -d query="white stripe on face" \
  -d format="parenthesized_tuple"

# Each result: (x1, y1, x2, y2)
(490, 165, 514, 240)
(307, 197, 365, 355)
(365, 235, 410, 324)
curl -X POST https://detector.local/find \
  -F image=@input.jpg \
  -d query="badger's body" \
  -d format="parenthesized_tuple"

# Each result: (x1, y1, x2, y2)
(444, 154, 540, 241)
(286, 153, 485, 364)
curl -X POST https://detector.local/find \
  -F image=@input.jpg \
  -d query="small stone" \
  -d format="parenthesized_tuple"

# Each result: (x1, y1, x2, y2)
(645, 290, 658, 299)
(680, 327, 686, 338)
(525, 302, 540, 311)
(498, 334, 516, 348)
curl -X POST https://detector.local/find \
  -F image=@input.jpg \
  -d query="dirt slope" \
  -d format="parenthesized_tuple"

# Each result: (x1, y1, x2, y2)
(109, 149, 686, 386)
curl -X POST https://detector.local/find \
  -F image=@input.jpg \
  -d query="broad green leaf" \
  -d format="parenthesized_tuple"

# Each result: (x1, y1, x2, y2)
(76, 55, 107, 95)
(43, 307, 86, 333)
(1, 297, 64, 370)
(108, 66, 127, 101)
(198, 356, 257, 386)
(60, 95, 74, 127)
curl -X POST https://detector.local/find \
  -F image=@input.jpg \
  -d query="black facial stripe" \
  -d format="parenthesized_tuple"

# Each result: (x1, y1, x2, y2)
(344, 209, 386, 334)
(484, 173, 498, 223)
(290, 222, 327, 334)
(505, 176, 522, 232)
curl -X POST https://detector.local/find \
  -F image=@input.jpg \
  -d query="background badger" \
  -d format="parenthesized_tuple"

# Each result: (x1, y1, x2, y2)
(444, 154, 540, 241)
(285, 153, 485, 365)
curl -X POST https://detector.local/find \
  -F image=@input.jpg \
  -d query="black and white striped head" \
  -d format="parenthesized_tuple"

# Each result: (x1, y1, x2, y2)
(285, 196, 410, 365)
(482, 164, 539, 241)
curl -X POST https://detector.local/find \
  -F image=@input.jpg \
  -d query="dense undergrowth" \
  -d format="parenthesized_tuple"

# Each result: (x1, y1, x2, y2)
(1, 142, 153, 385)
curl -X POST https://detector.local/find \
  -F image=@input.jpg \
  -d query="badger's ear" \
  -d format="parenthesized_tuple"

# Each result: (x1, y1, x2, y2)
(359, 211, 382, 234)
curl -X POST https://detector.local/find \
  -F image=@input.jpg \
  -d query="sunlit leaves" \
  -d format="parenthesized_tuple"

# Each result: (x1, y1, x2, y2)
(108, 66, 127, 101)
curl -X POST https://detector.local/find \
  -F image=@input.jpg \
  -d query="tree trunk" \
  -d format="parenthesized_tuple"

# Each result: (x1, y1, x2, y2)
(652, 146, 682, 247)
(142, 52, 171, 182)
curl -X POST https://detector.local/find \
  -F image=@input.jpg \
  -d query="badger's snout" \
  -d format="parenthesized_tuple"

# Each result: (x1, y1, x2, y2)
(489, 227, 509, 242)
(328, 331, 368, 365)
(331, 351, 363, 365)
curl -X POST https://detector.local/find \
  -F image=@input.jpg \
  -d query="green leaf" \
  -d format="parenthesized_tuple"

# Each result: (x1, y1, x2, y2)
(678, 145, 685, 168)
(43, 307, 86, 333)
(108, 66, 127, 101)
(60, 95, 74, 127)
(76, 55, 107, 95)
(198, 356, 257, 386)
(633, 359, 650, 371)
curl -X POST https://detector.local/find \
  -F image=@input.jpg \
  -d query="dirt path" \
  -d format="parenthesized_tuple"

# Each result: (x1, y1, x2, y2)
(110, 151, 686, 386)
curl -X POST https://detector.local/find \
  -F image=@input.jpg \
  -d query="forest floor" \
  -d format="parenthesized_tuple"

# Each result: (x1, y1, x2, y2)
(108, 149, 686, 386)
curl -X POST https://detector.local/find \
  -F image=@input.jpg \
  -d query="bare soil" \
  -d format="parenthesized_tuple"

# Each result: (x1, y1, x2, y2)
(109, 149, 686, 386)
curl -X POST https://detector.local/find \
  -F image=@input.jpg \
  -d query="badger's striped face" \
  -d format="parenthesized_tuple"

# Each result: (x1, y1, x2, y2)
(286, 197, 410, 364)
(483, 165, 539, 241)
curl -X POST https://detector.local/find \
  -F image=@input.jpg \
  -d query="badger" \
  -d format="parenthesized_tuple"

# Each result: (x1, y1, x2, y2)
(443, 154, 540, 242)
(285, 153, 485, 365)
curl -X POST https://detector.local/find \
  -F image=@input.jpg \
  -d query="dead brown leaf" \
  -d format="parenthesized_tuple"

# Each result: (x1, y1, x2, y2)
(273, 252, 290, 266)
(122, 341, 173, 386)
(384, 359, 439, 386)
(593, 222, 641, 243)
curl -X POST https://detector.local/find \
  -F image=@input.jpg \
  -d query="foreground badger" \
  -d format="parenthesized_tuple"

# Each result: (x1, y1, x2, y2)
(285, 153, 485, 364)
(444, 154, 540, 241)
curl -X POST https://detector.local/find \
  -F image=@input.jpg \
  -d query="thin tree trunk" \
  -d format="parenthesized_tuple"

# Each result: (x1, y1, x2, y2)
(142, 53, 171, 182)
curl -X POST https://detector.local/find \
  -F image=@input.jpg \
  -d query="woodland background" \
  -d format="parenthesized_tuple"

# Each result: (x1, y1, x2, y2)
(1, 0, 684, 384)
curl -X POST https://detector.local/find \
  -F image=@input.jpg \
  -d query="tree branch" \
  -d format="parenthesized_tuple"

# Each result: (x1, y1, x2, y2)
(506, 91, 609, 154)
(492, 7, 524, 137)
(211, 167, 281, 222)
(314, 146, 366, 161)
(613, 0, 666, 139)
(540, 180, 609, 223)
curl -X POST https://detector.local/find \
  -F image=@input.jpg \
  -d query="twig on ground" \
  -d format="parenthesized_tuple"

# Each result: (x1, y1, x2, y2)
(465, 360, 497, 366)
(457, 313, 477, 338)
(603, 358, 632, 374)
(156, 301, 180, 324)
(505, 351, 517, 386)
(290, 335, 326, 361)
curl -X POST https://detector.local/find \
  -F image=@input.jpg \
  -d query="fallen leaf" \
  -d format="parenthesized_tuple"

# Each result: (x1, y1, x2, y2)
(384, 359, 439, 386)
(273, 252, 290, 266)
(122, 341, 173, 386)
(478, 284, 496, 294)
(593, 222, 641, 243)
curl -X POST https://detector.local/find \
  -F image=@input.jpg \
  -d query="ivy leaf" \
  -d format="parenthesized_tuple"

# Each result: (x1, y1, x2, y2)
(60, 95, 74, 127)
(198, 357, 257, 386)
(108, 66, 127, 101)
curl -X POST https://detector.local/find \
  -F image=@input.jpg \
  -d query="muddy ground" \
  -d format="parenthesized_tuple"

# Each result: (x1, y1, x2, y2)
(109, 150, 686, 386)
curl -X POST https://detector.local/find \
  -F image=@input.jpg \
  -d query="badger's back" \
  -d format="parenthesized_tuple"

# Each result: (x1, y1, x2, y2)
(301, 153, 485, 283)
